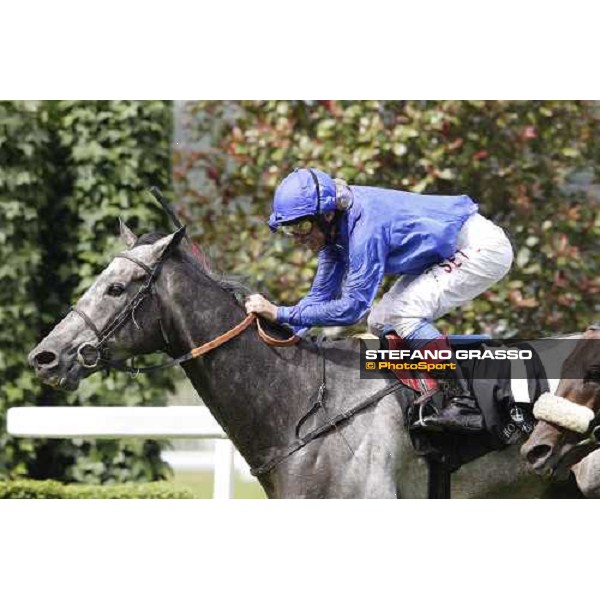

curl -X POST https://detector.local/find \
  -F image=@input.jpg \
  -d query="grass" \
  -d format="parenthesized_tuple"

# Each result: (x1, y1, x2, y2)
(170, 471, 267, 499)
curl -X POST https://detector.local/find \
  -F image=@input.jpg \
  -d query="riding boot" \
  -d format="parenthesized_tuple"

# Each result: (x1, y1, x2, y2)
(412, 363, 485, 433)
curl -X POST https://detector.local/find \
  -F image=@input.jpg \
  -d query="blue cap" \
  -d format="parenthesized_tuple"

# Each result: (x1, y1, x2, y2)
(268, 168, 337, 231)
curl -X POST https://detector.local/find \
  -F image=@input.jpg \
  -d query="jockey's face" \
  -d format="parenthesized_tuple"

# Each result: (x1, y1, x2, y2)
(294, 223, 326, 252)
(289, 212, 335, 253)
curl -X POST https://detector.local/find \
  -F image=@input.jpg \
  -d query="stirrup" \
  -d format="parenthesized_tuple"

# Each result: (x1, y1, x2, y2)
(416, 399, 439, 429)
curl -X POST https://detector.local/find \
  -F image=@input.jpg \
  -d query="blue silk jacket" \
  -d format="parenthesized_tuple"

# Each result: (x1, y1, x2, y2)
(276, 185, 478, 332)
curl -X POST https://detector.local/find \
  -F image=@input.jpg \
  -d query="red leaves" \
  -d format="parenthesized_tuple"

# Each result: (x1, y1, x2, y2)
(509, 290, 539, 308)
(556, 294, 575, 308)
(555, 233, 580, 260)
(472, 149, 489, 161)
(173, 166, 186, 181)
(319, 100, 342, 117)
(553, 270, 567, 288)
(521, 126, 538, 141)
(448, 137, 463, 151)
(514, 184, 533, 214)
(207, 165, 219, 182)
(558, 233, 568, 253)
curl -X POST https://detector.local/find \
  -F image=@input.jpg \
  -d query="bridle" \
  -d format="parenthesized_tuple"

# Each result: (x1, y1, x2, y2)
(530, 322, 600, 469)
(69, 251, 299, 374)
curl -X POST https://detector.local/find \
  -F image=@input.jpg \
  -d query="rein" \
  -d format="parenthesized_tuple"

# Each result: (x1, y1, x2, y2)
(70, 252, 300, 374)
(103, 314, 298, 375)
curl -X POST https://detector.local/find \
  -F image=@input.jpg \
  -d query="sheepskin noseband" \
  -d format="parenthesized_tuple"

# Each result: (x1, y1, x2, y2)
(533, 393, 595, 433)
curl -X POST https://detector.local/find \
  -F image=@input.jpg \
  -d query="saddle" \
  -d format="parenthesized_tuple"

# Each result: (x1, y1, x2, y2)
(398, 336, 550, 472)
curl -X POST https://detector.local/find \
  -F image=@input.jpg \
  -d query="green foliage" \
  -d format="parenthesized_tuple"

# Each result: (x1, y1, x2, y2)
(0, 479, 193, 499)
(175, 101, 600, 336)
(0, 101, 48, 479)
(0, 101, 176, 483)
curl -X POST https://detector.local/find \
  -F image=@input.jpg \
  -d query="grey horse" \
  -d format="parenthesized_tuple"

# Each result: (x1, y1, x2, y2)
(28, 224, 600, 498)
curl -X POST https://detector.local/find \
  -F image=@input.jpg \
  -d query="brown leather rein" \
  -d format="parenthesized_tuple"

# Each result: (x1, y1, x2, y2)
(190, 313, 300, 358)
(93, 313, 300, 375)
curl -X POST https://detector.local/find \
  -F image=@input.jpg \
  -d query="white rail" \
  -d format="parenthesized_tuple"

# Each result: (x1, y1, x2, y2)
(6, 406, 237, 500)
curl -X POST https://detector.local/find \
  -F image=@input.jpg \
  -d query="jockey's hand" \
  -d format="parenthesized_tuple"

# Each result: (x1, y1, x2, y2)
(245, 294, 279, 322)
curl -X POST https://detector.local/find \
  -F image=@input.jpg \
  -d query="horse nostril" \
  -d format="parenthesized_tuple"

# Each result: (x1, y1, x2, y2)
(525, 444, 552, 466)
(32, 350, 58, 368)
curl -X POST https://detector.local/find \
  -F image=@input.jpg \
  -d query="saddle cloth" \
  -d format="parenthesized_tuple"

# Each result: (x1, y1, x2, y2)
(403, 339, 550, 471)
(356, 334, 550, 470)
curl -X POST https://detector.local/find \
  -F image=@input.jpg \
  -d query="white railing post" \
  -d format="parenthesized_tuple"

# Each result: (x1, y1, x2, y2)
(213, 438, 235, 499)
(6, 406, 240, 500)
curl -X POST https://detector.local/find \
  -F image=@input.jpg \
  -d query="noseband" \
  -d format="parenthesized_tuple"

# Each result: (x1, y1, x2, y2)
(531, 322, 600, 469)
(69, 252, 299, 374)
(69, 253, 168, 370)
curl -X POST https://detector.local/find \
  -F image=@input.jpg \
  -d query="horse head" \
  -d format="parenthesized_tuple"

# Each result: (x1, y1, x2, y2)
(28, 221, 189, 390)
(521, 324, 600, 478)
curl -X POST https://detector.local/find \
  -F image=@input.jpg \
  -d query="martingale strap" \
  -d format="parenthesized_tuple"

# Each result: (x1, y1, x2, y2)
(250, 381, 402, 477)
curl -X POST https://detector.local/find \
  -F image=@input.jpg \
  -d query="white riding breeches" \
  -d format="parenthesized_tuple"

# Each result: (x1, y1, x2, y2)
(367, 213, 514, 338)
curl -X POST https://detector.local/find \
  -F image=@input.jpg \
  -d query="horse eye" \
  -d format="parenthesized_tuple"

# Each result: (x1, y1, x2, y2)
(107, 283, 125, 297)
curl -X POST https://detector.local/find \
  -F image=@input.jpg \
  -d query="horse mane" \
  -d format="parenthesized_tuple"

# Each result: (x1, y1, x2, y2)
(133, 231, 294, 339)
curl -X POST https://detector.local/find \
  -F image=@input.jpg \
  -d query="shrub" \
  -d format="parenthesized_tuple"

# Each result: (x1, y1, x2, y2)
(0, 479, 194, 499)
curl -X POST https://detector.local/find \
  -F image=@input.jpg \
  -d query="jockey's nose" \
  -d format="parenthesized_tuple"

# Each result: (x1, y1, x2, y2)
(29, 348, 59, 372)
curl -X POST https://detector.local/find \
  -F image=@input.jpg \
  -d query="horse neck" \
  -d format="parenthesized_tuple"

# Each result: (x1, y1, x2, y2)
(157, 258, 317, 469)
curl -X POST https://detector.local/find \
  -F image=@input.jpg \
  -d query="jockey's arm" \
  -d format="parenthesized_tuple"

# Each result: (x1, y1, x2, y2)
(277, 236, 387, 329)
(244, 246, 346, 331)
(295, 246, 346, 307)
(276, 246, 346, 334)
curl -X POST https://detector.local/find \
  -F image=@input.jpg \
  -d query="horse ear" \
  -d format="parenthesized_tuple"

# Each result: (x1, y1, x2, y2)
(149, 226, 187, 262)
(119, 218, 138, 249)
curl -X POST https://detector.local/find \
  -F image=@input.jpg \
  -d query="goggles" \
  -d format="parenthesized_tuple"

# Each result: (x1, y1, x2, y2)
(280, 219, 314, 237)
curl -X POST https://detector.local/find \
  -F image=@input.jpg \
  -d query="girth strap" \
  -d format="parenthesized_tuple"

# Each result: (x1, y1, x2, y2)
(427, 460, 452, 499)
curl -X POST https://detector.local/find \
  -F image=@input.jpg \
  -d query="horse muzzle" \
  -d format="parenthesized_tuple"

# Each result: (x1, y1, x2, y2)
(76, 342, 101, 369)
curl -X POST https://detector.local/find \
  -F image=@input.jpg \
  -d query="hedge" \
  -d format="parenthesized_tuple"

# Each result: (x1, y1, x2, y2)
(0, 101, 49, 479)
(0, 479, 194, 499)
(0, 101, 178, 484)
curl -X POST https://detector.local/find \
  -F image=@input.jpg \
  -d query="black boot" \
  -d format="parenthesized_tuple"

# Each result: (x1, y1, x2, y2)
(412, 367, 484, 434)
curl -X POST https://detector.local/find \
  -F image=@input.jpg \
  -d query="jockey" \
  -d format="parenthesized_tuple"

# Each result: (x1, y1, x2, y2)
(245, 167, 514, 433)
